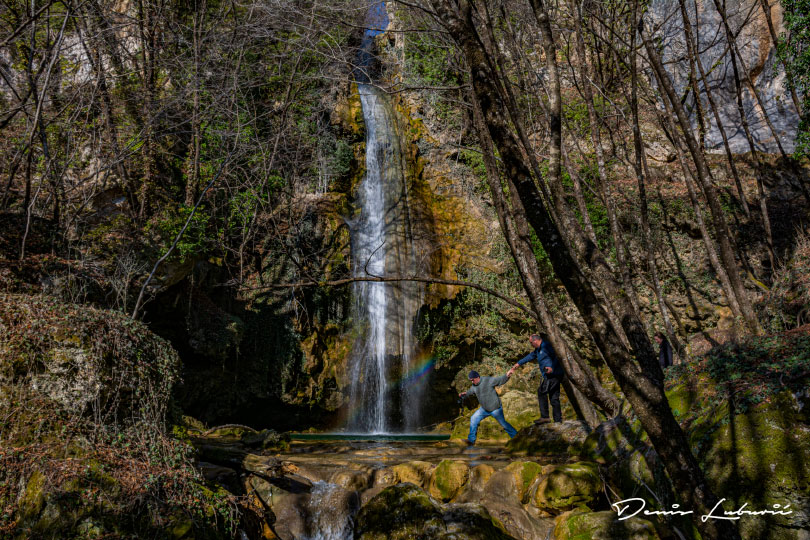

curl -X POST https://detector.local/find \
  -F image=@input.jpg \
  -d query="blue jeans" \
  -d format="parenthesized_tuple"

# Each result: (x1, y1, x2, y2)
(468, 406, 517, 443)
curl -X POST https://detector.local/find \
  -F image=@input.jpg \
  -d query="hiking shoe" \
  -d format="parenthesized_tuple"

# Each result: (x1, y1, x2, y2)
(463, 439, 475, 446)
(534, 418, 552, 425)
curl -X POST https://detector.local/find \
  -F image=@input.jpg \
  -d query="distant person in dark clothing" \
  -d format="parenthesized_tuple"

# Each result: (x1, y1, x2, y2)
(508, 333, 564, 424)
(459, 370, 517, 445)
(654, 332, 673, 369)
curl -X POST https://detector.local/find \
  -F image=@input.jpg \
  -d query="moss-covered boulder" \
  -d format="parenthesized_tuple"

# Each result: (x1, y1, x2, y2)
(354, 483, 446, 539)
(554, 509, 661, 540)
(429, 460, 470, 501)
(391, 460, 434, 487)
(0, 293, 179, 425)
(502, 461, 544, 502)
(354, 483, 516, 540)
(691, 389, 810, 538)
(583, 348, 810, 540)
(533, 462, 602, 512)
(507, 420, 592, 455)
(13, 464, 235, 540)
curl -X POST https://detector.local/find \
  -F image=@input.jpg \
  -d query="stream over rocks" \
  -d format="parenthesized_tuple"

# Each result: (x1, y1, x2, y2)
(192, 423, 668, 540)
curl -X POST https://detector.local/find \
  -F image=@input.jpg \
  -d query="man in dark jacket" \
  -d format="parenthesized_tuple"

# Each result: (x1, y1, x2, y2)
(508, 333, 564, 424)
(654, 332, 673, 369)
(459, 370, 517, 445)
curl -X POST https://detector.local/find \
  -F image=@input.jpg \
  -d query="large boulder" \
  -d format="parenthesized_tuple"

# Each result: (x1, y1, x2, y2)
(354, 483, 516, 540)
(507, 420, 592, 455)
(0, 293, 179, 426)
(532, 462, 602, 512)
(554, 509, 661, 540)
(581, 368, 810, 540)
(429, 459, 470, 501)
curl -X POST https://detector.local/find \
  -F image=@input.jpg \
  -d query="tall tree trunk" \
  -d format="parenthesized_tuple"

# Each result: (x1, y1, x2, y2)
(654, 74, 743, 329)
(431, 2, 741, 537)
(629, 0, 682, 358)
(562, 147, 599, 246)
(711, 0, 777, 272)
(641, 19, 761, 334)
(570, 0, 643, 321)
(471, 87, 619, 422)
(682, 0, 751, 220)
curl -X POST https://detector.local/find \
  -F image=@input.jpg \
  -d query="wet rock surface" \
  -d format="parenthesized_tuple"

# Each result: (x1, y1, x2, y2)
(191, 435, 612, 539)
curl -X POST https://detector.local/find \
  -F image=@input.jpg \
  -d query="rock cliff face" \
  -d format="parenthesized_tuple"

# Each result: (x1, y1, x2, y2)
(649, 0, 798, 153)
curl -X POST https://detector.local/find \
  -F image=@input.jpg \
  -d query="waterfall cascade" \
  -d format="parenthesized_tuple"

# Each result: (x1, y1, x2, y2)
(346, 2, 426, 433)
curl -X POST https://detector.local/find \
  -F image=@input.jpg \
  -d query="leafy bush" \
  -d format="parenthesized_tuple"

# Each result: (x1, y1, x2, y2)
(666, 325, 810, 414)
(779, 0, 810, 157)
(757, 228, 810, 331)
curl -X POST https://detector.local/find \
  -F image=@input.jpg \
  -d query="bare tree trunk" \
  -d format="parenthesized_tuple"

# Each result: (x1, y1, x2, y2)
(570, 0, 643, 320)
(711, 0, 777, 271)
(186, 0, 205, 206)
(471, 86, 619, 422)
(683, 0, 751, 219)
(431, 2, 742, 537)
(629, 0, 682, 358)
(562, 147, 599, 246)
(641, 19, 761, 334)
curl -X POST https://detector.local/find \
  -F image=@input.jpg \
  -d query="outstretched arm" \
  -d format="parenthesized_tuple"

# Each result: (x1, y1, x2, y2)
(509, 350, 536, 375)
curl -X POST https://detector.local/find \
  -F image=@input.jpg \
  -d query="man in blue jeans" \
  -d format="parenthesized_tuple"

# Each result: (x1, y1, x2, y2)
(458, 370, 517, 445)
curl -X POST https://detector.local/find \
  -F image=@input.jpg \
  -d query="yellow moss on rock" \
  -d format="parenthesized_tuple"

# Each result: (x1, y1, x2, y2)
(504, 461, 544, 502)
(391, 461, 434, 487)
(533, 461, 601, 512)
(429, 459, 469, 501)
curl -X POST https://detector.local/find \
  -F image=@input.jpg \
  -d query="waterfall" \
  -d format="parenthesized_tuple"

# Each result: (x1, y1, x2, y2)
(346, 2, 426, 433)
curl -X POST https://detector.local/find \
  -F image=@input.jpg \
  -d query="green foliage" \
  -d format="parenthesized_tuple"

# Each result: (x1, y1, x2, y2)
(779, 0, 810, 157)
(405, 33, 459, 87)
(757, 231, 810, 331)
(455, 149, 489, 194)
(146, 205, 211, 262)
(332, 139, 354, 179)
(666, 328, 810, 415)
(403, 31, 463, 126)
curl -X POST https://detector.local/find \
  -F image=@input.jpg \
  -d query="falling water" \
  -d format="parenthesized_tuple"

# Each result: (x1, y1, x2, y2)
(346, 2, 426, 433)
(302, 481, 356, 540)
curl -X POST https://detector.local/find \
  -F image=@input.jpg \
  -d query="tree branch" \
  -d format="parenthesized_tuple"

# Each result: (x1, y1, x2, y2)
(239, 275, 538, 319)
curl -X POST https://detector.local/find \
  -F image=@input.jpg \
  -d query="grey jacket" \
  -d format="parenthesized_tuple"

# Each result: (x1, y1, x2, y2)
(465, 374, 509, 412)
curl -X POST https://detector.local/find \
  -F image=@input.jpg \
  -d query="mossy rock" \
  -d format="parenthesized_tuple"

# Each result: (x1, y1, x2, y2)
(241, 428, 290, 451)
(391, 460, 434, 488)
(586, 376, 810, 539)
(332, 82, 365, 141)
(354, 483, 445, 539)
(503, 461, 544, 502)
(533, 461, 602, 512)
(0, 293, 179, 427)
(693, 391, 810, 537)
(355, 483, 516, 540)
(554, 509, 661, 540)
(18, 471, 47, 522)
(429, 460, 470, 502)
(14, 463, 238, 540)
(507, 420, 592, 456)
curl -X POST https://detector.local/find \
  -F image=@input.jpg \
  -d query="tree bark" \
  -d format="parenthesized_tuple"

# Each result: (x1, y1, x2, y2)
(431, 2, 742, 537)
(641, 19, 761, 334)
(470, 84, 619, 422)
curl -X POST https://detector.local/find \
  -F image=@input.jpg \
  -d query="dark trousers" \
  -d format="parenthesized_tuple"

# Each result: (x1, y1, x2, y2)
(538, 376, 562, 422)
